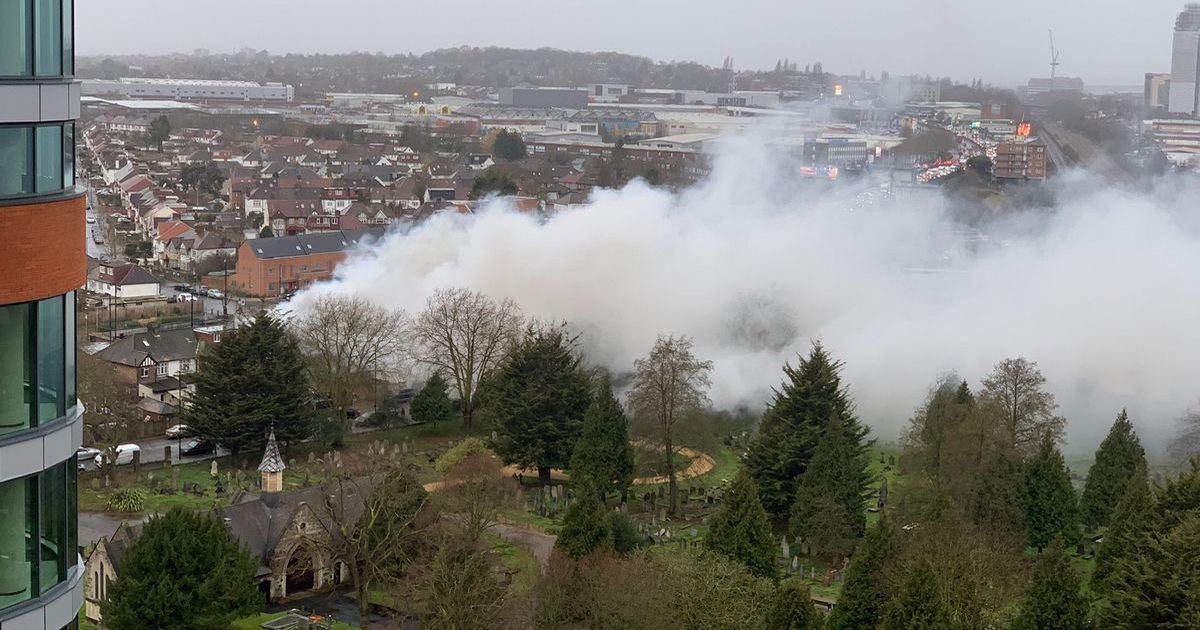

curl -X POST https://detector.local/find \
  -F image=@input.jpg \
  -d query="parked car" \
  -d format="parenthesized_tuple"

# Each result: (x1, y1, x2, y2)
(178, 293, 198, 302)
(196, 287, 210, 297)
(180, 439, 215, 457)
(165, 424, 191, 439)
(172, 284, 189, 292)
(166, 295, 179, 304)
(207, 289, 224, 299)
(76, 446, 101, 462)
(85, 215, 96, 224)
(94, 444, 140, 467)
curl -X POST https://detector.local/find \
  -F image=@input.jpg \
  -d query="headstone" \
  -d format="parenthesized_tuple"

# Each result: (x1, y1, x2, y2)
(658, 507, 667, 522)
(780, 536, 790, 559)
(690, 528, 698, 538)
(210, 460, 219, 478)
(791, 556, 799, 573)
(401, 441, 409, 454)
(164, 446, 172, 466)
(308, 452, 317, 463)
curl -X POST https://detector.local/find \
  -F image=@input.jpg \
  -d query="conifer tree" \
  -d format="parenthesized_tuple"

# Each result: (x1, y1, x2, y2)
(705, 470, 777, 577)
(789, 412, 870, 556)
(970, 448, 1026, 537)
(1080, 409, 1146, 530)
(102, 509, 262, 629)
(881, 559, 955, 630)
(556, 492, 613, 560)
(746, 342, 868, 518)
(1091, 468, 1152, 597)
(569, 374, 634, 501)
(1012, 538, 1089, 630)
(484, 327, 591, 485)
(184, 313, 313, 455)
(410, 371, 454, 425)
(765, 580, 823, 630)
(1021, 438, 1079, 551)
(827, 515, 899, 630)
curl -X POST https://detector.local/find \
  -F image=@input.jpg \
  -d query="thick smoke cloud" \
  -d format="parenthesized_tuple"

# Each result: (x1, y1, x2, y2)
(294, 135, 1200, 455)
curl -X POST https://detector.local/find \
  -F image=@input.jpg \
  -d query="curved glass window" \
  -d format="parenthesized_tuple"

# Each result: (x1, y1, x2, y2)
(0, 460, 77, 611)
(0, 122, 74, 199)
(0, 293, 77, 438)
(0, 0, 73, 78)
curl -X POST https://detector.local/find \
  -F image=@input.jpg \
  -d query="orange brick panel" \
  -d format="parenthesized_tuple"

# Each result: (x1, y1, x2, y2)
(0, 194, 87, 305)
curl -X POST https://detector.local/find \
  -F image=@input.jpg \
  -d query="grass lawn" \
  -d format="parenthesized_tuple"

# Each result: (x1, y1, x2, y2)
(79, 457, 237, 514)
(229, 611, 359, 630)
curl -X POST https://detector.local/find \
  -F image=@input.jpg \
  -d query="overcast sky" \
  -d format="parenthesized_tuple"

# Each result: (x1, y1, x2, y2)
(79, 0, 1185, 87)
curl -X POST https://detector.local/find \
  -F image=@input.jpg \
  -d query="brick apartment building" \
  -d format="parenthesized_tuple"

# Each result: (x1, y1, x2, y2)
(232, 229, 385, 296)
(993, 139, 1047, 181)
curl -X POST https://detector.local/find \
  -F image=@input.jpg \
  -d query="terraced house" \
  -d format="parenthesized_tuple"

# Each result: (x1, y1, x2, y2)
(0, 0, 86, 628)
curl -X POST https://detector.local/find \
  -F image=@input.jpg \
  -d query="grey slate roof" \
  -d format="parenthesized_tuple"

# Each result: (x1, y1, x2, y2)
(96, 328, 197, 367)
(258, 431, 286, 473)
(244, 229, 387, 260)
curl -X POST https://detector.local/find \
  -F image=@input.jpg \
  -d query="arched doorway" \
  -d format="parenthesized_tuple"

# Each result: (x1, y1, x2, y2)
(285, 545, 316, 595)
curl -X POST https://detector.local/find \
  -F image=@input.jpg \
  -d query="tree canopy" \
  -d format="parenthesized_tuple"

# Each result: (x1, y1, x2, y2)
(789, 411, 870, 559)
(411, 372, 455, 426)
(1079, 409, 1146, 530)
(570, 373, 634, 500)
(704, 470, 777, 578)
(1021, 438, 1079, 551)
(102, 509, 262, 629)
(1012, 538, 1089, 630)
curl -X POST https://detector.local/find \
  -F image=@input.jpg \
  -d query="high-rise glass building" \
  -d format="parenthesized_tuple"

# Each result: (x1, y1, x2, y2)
(1169, 3, 1200, 116)
(0, 0, 85, 629)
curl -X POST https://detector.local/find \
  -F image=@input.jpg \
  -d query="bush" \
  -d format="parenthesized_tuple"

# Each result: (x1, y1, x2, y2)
(108, 487, 148, 512)
(313, 415, 347, 450)
(609, 510, 643, 554)
(435, 437, 490, 474)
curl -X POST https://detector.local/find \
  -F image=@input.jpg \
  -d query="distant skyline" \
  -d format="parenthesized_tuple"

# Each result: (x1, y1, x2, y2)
(80, 0, 1184, 87)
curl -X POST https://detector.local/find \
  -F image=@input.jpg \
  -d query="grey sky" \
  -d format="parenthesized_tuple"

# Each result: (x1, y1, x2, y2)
(80, 0, 1183, 87)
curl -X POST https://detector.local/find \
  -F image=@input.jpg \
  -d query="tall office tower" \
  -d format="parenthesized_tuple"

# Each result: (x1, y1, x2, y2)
(0, 0, 85, 629)
(1170, 3, 1200, 116)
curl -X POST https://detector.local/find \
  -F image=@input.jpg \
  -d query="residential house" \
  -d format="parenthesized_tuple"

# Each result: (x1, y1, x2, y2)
(232, 229, 383, 296)
(95, 327, 197, 408)
(86, 262, 161, 301)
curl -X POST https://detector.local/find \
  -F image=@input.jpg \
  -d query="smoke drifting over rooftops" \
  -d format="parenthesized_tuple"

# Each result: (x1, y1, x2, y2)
(293, 135, 1200, 454)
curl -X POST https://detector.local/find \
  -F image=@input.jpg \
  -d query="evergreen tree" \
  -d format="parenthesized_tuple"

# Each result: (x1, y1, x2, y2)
(570, 374, 634, 501)
(789, 412, 870, 556)
(1090, 468, 1153, 595)
(483, 327, 591, 484)
(102, 509, 262, 629)
(184, 314, 313, 456)
(827, 515, 899, 630)
(1012, 538, 1089, 630)
(705, 470, 777, 577)
(1021, 438, 1079, 551)
(970, 448, 1026, 537)
(492, 129, 527, 161)
(1079, 409, 1146, 530)
(881, 560, 955, 630)
(556, 492, 613, 559)
(746, 343, 868, 518)
(411, 371, 454, 426)
(765, 579, 823, 630)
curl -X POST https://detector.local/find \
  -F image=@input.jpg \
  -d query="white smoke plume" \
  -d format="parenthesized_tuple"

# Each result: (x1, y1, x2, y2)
(293, 135, 1200, 455)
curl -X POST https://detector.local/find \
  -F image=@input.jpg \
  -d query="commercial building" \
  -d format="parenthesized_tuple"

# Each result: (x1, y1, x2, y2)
(1025, 77, 1085, 94)
(993, 138, 1048, 181)
(0, 0, 87, 628)
(1145, 72, 1172, 113)
(1170, 3, 1200, 116)
(498, 87, 588, 108)
(82, 78, 295, 102)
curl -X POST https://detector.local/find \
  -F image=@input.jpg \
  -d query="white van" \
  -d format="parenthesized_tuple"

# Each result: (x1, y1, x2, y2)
(95, 444, 141, 467)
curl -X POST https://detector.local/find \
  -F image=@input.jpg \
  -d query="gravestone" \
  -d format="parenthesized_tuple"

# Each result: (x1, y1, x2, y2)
(690, 528, 698, 538)
(210, 460, 219, 479)
(780, 536, 790, 559)
(164, 446, 172, 466)
(791, 556, 799, 573)
(308, 452, 317, 463)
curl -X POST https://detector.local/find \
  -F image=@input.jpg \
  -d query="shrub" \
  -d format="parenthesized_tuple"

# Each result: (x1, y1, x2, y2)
(435, 437, 491, 474)
(108, 487, 148, 512)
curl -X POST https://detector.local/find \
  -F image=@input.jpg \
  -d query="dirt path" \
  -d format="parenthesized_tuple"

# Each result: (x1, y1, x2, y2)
(489, 522, 556, 568)
(631, 446, 716, 486)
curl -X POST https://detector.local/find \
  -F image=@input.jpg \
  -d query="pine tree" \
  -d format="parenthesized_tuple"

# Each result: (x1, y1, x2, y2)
(569, 374, 634, 501)
(746, 342, 868, 518)
(1021, 438, 1079, 551)
(881, 560, 955, 630)
(1079, 409, 1146, 530)
(827, 515, 899, 630)
(970, 448, 1026, 537)
(789, 412, 870, 557)
(1012, 538, 1089, 630)
(411, 371, 454, 425)
(102, 509, 262, 629)
(704, 470, 777, 577)
(765, 579, 822, 630)
(556, 492, 613, 559)
(184, 313, 313, 456)
(483, 327, 591, 485)
(1091, 468, 1153, 595)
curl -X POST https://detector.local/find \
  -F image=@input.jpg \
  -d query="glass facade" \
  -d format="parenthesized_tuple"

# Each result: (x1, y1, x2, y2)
(0, 123, 74, 199)
(0, 461, 77, 610)
(0, 0, 74, 78)
(0, 294, 76, 438)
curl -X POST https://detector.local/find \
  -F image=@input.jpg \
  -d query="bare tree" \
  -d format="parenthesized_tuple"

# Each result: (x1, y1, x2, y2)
(292, 294, 408, 423)
(435, 452, 519, 542)
(979, 357, 1065, 456)
(77, 352, 139, 479)
(317, 448, 433, 629)
(1168, 405, 1200, 464)
(409, 288, 523, 429)
(627, 334, 712, 516)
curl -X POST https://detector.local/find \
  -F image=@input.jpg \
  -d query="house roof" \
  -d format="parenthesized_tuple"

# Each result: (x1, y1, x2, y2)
(243, 229, 386, 260)
(95, 263, 161, 287)
(258, 431, 286, 473)
(96, 328, 197, 367)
